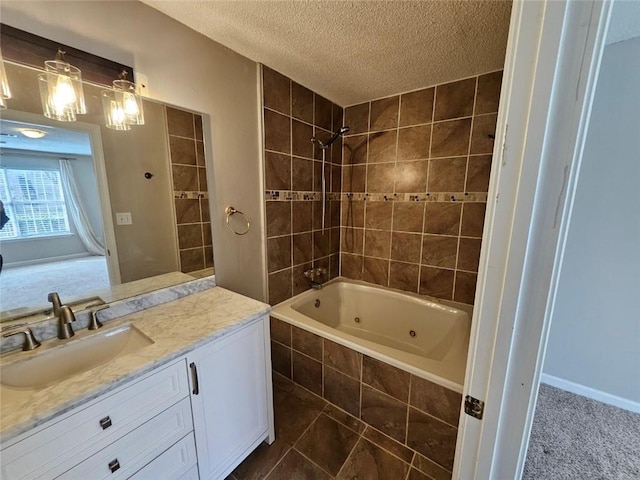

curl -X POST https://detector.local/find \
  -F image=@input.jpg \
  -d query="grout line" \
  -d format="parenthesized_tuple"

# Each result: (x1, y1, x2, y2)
(341, 67, 503, 109)
(361, 427, 415, 470)
(292, 446, 337, 478)
(406, 375, 412, 447)
(261, 446, 293, 480)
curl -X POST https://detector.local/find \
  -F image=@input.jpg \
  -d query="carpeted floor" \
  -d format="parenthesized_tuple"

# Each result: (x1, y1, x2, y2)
(0, 256, 109, 313)
(524, 384, 640, 480)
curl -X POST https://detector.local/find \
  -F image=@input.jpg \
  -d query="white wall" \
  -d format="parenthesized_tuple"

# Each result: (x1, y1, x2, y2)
(543, 36, 640, 405)
(1, 1, 267, 300)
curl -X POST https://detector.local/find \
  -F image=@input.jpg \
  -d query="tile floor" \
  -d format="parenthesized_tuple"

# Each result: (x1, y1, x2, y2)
(228, 372, 449, 480)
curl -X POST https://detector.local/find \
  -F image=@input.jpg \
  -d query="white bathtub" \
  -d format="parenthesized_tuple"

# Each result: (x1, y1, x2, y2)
(271, 278, 471, 392)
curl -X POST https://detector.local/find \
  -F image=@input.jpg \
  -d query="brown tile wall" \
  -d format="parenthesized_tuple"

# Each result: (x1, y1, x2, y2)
(166, 106, 214, 273)
(271, 317, 461, 475)
(340, 71, 502, 304)
(262, 66, 344, 305)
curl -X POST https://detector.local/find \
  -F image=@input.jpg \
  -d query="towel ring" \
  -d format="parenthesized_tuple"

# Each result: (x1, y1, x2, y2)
(225, 206, 251, 235)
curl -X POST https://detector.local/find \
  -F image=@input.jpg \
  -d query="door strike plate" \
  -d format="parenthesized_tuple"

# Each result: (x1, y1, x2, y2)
(464, 395, 485, 419)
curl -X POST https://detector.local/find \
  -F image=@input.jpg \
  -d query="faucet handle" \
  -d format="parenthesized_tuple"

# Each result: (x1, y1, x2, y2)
(3, 328, 42, 351)
(88, 305, 109, 330)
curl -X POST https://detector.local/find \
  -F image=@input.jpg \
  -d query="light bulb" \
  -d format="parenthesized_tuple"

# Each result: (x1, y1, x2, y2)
(122, 92, 139, 116)
(55, 75, 76, 104)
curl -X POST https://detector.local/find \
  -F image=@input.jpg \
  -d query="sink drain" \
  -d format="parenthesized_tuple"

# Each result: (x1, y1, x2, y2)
(409, 330, 416, 337)
(354, 317, 361, 323)
(315, 299, 321, 308)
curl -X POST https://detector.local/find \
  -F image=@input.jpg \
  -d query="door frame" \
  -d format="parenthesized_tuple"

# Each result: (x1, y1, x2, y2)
(453, 0, 613, 478)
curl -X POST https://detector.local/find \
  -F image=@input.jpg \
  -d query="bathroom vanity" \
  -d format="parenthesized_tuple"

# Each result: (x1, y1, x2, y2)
(0, 286, 274, 480)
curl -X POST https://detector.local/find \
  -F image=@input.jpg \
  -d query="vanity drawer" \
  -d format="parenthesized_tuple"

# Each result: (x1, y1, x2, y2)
(1, 360, 189, 480)
(129, 433, 197, 480)
(58, 397, 193, 480)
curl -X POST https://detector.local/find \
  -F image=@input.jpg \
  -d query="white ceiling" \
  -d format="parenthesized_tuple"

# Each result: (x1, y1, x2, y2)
(0, 119, 92, 156)
(142, 0, 512, 106)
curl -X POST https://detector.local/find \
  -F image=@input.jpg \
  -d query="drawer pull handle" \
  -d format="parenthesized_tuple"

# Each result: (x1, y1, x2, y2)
(100, 416, 112, 430)
(190, 362, 199, 395)
(108, 459, 120, 473)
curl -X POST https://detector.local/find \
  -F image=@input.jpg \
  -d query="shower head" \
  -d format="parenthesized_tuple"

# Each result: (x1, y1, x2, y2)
(311, 125, 350, 148)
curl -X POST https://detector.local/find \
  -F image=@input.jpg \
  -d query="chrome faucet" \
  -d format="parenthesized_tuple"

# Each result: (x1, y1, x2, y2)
(304, 267, 327, 289)
(57, 305, 76, 339)
(3, 327, 41, 351)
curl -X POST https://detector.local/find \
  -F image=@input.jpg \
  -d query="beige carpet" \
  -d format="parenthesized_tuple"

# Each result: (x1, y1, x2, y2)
(0, 256, 109, 313)
(524, 384, 640, 479)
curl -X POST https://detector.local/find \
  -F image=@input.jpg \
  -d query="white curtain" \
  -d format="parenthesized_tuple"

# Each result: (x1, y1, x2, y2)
(59, 159, 105, 256)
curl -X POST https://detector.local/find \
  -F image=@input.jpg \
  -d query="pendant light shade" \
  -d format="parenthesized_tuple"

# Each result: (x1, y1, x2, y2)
(113, 78, 144, 125)
(101, 89, 130, 131)
(0, 52, 11, 110)
(103, 71, 145, 130)
(39, 50, 87, 121)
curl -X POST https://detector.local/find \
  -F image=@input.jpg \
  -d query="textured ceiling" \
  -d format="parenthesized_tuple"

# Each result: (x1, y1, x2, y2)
(141, 0, 512, 106)
(606, 0, 640, 45)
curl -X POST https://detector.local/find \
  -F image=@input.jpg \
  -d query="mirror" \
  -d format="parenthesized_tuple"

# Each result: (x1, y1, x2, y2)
(0, 61, 214, 322)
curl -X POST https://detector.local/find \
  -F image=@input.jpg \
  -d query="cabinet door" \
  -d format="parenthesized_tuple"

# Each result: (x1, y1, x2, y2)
(188, 317, 270, 480)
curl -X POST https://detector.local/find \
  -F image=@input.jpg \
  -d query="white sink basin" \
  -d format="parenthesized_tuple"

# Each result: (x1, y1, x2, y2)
(1, 325, 153, 390)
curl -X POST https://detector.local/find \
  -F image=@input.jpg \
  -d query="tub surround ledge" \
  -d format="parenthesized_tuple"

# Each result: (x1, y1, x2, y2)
(0, 285, 271, 443)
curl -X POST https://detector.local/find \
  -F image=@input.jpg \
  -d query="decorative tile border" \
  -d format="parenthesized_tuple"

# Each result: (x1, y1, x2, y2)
(173, 191, 209, 200)
(265, 190, 487, 203)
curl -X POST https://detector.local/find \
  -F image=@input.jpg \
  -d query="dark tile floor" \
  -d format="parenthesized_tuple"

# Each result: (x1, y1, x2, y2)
(227, 372, 448, 480)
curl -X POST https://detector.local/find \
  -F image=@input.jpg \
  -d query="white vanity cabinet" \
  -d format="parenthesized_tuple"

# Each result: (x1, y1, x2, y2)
(188, 315, 274, 480)
(0, 314, 274, 480)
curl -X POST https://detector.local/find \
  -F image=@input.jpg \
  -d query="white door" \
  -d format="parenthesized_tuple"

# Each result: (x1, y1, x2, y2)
(188, 318, 271, 480)
(452, 0, 613, 478)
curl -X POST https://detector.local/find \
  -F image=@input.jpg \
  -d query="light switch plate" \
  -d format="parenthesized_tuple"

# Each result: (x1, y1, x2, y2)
(116, 212, 132, 225)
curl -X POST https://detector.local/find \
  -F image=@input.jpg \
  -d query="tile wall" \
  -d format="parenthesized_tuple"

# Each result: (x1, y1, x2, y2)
(340, 71, 502, 304)
(166, 106, 214, 274)
(271, 317, 461, 476)
(262, 66, 344, 305)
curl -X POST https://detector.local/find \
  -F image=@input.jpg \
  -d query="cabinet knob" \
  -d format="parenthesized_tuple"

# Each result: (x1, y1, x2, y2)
(100, 416, 113, 430)
(108, 458, 120, 473)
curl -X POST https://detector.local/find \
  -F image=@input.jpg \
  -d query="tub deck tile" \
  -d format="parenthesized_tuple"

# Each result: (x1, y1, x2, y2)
(360, 384, 409, 444)
(362, 355, 411, 402)
(323, 366, 362, 418)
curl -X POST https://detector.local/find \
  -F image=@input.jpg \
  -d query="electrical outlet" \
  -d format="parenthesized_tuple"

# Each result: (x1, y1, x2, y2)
(116, 212, 132, 225)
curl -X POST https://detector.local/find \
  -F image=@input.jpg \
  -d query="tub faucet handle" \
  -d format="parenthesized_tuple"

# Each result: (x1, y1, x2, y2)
(304, 267, 327, 288)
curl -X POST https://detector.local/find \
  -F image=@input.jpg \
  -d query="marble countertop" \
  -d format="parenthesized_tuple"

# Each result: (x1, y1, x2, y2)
(0, 286, 270, 443)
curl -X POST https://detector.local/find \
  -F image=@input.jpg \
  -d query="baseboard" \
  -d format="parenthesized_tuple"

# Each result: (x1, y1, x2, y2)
(4, 253, 91, 269)
(541, 373, 640, 413)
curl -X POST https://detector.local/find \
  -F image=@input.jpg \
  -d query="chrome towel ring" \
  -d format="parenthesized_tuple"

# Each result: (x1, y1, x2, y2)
(225, 206, 250, 235)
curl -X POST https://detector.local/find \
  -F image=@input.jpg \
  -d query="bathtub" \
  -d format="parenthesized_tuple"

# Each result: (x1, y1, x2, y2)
(271, 278, 471, 392)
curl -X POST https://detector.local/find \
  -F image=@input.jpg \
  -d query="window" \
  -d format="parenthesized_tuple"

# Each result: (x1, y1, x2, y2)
(0, 168, 71, 240)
